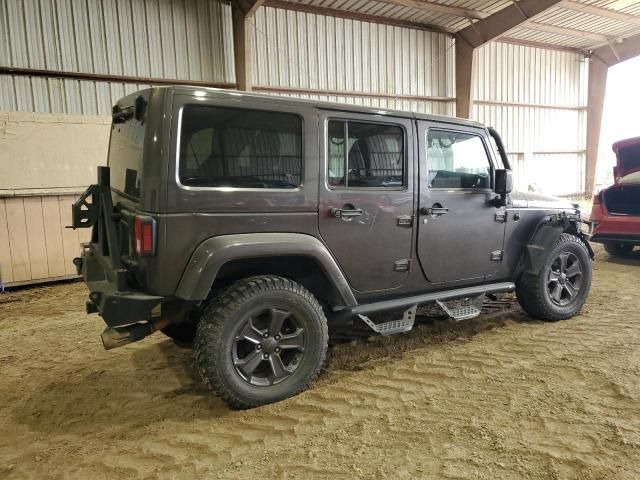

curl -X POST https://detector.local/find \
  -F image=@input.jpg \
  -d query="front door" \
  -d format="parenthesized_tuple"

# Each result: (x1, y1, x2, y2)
(417, 122, 506, 283)
(318, 111, 414, 292)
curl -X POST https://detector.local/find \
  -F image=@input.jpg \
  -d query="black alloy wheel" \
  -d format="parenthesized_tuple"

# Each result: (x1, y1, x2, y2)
(194, 275, 328, 409)
(546, 251, 583, 307)
(232, 307, 305, 387)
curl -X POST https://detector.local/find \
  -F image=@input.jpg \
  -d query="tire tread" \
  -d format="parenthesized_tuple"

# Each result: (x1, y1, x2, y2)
(194, 275, 328, 409)
(516, 233, 591, 321)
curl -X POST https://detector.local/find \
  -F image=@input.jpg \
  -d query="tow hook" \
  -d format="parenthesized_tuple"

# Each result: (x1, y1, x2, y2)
(101, 317, 171, 350)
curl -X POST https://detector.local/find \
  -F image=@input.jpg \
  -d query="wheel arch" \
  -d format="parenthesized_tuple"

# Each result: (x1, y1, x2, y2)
(517, 213, 593, 277)
(174, 233, 357, 308)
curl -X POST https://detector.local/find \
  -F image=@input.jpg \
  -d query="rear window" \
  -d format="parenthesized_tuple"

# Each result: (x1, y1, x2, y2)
(108, 110, 146, 199)
(178, 105, 303, 189)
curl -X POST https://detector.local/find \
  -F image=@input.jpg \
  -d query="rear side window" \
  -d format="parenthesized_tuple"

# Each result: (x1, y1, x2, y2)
(327, 120, 404, 188)
(178, 105, 303, 189)
(427, 130, 491, 189)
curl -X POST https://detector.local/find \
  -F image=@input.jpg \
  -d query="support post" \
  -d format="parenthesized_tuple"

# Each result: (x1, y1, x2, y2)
(232, 3, 252, 91)
(232, 1, 264, 91)
(585, 56, 608, 198)
(455, 40, 475, 119)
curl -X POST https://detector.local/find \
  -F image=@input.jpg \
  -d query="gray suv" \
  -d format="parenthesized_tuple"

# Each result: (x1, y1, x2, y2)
(72, 86, 593, 408)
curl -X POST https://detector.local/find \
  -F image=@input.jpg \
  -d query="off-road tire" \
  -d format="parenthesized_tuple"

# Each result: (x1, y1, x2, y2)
(603, 242, 634, 257)
(516, 233, 592, 321)
(194, 275, 328, 409)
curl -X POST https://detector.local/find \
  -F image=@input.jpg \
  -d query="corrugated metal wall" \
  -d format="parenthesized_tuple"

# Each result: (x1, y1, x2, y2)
(473, 42, 588, 196)
(250, 6, 456, 116)
(0, 0, 234, 115)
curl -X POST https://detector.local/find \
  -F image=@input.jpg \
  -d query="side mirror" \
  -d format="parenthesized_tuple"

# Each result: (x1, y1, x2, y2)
(495, 169, 513, 195)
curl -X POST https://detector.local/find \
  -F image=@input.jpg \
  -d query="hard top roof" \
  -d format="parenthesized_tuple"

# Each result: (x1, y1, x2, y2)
(155, 85, 486, 129)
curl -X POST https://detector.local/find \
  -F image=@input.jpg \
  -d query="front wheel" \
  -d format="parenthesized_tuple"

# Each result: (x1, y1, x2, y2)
(516, 233, 592, 321)
(604, 242, 634, 257)
(194, 275, 328, 409)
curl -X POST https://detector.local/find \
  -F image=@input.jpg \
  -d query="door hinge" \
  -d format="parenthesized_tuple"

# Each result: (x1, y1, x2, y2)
(490, 250, 504, 262)
(394, 259, 411, 272)
(495, 210, 507, 223)
(397, 215, 413, 227)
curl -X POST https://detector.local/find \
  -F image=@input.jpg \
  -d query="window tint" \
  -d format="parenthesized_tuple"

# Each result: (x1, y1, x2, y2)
(427, 130, 491, 189)
(109, 112, 146, 199)
(328, 120, 404, 188)
(179, 105, 302, 189)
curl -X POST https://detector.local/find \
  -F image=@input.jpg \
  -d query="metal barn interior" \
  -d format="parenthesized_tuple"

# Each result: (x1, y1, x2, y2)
(2, 0, 640, 287)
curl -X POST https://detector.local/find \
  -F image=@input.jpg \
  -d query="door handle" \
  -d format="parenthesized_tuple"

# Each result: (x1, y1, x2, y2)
(420, 206, 449, 215)
(330, 207, 363, 218)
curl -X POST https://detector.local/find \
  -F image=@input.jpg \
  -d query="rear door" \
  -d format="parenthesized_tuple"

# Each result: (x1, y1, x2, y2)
(416, 121, 506, 283)
(318, 111, 414, 292)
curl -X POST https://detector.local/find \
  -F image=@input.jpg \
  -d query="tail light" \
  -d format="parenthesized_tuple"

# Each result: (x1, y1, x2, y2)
(134, 216, 156, 256)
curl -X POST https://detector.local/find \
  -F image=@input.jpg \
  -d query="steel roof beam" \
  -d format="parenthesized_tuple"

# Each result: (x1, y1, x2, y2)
(235, 0, 265, 17)
(592, 31, 640, 66)
(454, 0, 563, 118)
(521, 21, 613, 43)
(560, 0, 640, 27)
(456, 0, 564, 49)
(376, 0, 489, 20)
(263, 0, 454, 34)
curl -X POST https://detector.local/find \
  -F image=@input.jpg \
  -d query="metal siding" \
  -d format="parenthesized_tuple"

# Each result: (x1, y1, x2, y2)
(0, 0, 234, 115)
(473, 41, 588, 196)
(251, 6, 455, 114)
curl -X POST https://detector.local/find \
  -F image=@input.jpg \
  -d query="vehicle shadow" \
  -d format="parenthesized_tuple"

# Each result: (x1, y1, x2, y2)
(12, 296, 534, 435)
(324, 294, 533, 373)
(601, 252, 640, 265)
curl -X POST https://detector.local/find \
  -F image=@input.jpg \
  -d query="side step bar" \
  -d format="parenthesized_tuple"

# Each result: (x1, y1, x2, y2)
(340, 282, 516, 319)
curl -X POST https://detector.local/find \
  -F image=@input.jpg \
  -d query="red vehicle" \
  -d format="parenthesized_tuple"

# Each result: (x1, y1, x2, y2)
(590, 136, 640, 257)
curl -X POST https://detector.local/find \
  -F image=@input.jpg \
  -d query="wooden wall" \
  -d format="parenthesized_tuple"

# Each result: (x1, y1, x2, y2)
(0, 194, 91, 288)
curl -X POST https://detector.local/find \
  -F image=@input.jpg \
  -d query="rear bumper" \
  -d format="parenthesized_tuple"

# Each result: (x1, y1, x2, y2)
(591, 233, 640, 245)
(77, 245, 164, 327)
(589, 203, 640, 245)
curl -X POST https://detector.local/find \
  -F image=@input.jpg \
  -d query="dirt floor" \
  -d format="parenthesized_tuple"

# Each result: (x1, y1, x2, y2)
(1, 245, 640, 479)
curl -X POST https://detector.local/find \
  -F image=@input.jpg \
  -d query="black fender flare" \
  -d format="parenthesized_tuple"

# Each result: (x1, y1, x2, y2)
(174, 233, 358, 307)
(520, 213, 594, 276)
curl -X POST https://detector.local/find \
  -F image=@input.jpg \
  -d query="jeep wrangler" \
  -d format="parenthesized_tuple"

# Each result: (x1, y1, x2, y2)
(72, 87, 593, 409)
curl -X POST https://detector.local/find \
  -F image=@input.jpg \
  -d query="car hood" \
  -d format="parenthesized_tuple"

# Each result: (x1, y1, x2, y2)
(613, 137, 640, 180)
(510, 190, 575, 210)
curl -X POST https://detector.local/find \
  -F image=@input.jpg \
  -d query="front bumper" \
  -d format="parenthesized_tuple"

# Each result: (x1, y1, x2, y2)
(77, 245, 164, 327)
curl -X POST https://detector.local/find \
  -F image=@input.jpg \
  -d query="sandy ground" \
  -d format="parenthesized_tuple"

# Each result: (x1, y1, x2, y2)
(1, 245, 639, 479)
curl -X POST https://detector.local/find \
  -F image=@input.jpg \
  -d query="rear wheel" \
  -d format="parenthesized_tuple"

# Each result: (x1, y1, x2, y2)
(516, 233, 592, 321)
(604, 242, 635, 257)
(194, 275, 328, 409)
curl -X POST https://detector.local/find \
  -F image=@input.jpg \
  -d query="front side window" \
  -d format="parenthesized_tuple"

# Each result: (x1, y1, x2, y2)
(179, 105, 302, 189)
(427, 130, 492, 189)
(328, 120, 404, 188)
